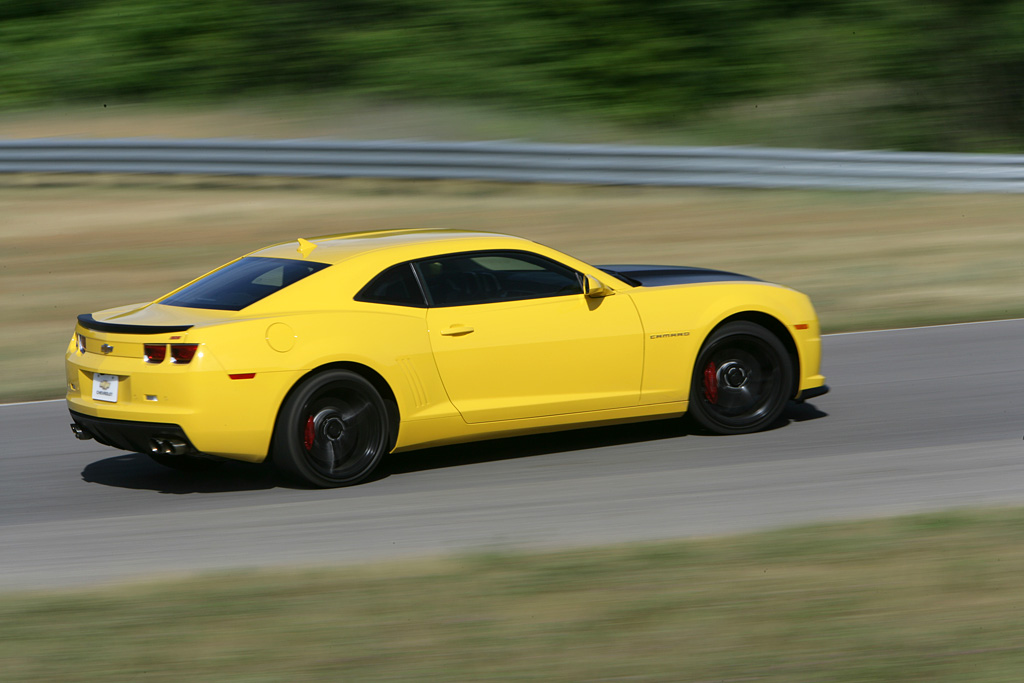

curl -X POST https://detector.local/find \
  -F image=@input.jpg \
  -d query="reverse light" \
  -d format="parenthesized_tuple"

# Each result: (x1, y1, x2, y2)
(76, 333, 87, 354)
(144, 344, 167, 363)
(170, 343, 199, 364)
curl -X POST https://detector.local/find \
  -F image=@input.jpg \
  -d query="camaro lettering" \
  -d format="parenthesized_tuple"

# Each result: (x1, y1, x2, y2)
(650, 332, 689, 339)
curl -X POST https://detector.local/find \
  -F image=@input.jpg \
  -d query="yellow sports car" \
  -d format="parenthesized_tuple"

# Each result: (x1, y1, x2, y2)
(67, 229, 827, 487)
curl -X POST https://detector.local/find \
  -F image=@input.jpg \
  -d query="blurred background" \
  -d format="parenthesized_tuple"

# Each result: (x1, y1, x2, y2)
(4, 0, 1024, 402)
(1, 0, 1023, 150)
(5, 5, 1024, 681)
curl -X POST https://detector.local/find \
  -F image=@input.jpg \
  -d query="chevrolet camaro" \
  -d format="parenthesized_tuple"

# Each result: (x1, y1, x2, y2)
(67, 229, 827, 487)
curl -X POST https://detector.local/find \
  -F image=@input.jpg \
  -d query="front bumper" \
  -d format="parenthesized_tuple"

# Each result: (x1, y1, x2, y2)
(796, 384, 830, 402)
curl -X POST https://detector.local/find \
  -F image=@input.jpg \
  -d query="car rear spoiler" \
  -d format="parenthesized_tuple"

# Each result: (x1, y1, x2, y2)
(77, 313, 193, 335)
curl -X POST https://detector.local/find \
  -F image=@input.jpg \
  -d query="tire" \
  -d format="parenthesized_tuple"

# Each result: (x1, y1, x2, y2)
(148, 453, 224, 472)
(272, 369, 391, 488)
(687, 321, 793, 435)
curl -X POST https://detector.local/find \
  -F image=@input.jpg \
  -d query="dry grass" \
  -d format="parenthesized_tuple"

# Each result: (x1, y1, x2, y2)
(3, 178, 1024, 402)
(4, 508, 1024, 681)
(0, 99, 676, 144)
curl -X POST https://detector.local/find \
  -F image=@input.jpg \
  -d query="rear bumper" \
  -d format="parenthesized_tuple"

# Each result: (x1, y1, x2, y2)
(65, 356, 300, 462)
(70, 410, 197, 455)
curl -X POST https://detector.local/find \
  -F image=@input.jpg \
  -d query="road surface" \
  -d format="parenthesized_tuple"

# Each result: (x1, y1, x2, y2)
(1, 320, 1022, 590)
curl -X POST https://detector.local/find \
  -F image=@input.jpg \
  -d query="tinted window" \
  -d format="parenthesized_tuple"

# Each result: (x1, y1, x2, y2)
(415, 251, 583, 307)
(355, 263, 427, 307)
(162, 257, 329, 311)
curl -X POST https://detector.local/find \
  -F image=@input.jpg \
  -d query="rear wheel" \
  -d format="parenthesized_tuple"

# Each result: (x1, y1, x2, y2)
(272, 370, 391, 488)
(688, 321, 792, 435)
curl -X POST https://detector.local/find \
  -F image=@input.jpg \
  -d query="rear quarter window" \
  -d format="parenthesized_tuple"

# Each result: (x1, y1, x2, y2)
(355, 263, 427, 307)
(162, 257, 329, 311)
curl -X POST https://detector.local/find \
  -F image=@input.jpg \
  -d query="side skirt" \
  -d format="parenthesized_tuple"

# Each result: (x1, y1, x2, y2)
(392, 401, 688, 452)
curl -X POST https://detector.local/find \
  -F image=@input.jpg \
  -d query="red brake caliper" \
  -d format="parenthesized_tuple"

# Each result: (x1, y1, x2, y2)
(303, 415, 316, 450)
(703, 361, 719, 404)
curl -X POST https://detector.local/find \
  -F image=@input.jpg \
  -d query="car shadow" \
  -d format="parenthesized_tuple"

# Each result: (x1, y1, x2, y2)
(81, 400, 828, 492)
(375, 416, 691, 479)
(375, 399, 827, 479)
(81, 453, 280, 494)
(785, 400, 829, 423)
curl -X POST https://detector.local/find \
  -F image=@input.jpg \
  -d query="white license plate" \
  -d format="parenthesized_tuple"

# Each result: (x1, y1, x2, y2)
(92, 373, 119, 403)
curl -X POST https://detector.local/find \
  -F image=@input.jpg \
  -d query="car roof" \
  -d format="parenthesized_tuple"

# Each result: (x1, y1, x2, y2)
(248, 229, 536, 266)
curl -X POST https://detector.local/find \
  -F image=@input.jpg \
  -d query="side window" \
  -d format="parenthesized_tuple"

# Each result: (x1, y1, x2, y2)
(415, 250, 583, 307)
(355, 263, 427, 307)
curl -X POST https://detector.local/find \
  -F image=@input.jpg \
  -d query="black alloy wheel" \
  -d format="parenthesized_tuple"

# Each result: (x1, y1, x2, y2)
(688, 321, 793, 435)
(273, 369, 392, 488)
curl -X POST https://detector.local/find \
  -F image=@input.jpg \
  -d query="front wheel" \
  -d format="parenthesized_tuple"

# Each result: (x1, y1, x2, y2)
(272, 370, 392, 488)
(687, 321, 793, 435)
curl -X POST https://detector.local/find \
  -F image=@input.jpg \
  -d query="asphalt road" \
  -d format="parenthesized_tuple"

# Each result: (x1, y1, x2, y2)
(2, 320, 1023, 590)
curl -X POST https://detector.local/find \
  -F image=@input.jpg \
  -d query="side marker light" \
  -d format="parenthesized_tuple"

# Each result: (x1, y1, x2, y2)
(794, 324, 809, 330)
(229, 373, 256, 380)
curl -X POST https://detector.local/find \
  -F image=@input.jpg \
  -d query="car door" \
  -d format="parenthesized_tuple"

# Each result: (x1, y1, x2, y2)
(419, 250, 644, 423)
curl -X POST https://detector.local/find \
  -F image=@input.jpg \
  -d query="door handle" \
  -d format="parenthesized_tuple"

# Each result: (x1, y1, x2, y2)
(440, 325, 475, 336)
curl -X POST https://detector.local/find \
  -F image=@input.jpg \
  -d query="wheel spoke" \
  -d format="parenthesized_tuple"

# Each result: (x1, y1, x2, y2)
(719, 385, 755, 413)
(339, 401, 371, 425)
(322, 438, 339, 471)
(337, 431, 359, 462)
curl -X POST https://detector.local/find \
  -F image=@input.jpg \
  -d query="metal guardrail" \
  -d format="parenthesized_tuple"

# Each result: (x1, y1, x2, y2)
(2, 138, 1024, 192)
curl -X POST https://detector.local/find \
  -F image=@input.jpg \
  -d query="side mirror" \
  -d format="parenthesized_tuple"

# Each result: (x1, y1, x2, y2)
(585, 275, 615, 298)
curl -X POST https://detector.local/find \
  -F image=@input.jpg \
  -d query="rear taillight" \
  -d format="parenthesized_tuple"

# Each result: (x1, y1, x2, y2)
(144, 343, 198, 364)
(144, 344, 167, 363)
(76, 333, 87, 354)
(170, 343, 199, 364)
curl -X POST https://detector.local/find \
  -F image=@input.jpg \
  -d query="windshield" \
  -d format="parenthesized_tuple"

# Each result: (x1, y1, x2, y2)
(161, 257, 329, 311)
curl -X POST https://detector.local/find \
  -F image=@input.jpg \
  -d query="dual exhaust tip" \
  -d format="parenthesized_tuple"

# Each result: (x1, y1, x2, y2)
(150, 437, 189, 456)
(70, 424, 92, 441)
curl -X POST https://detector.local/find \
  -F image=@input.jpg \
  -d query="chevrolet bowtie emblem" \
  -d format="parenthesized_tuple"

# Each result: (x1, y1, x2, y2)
(101, 344, 114, 354)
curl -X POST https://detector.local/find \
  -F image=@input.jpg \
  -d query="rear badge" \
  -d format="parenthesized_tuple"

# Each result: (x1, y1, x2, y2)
(100, 343, 114, 354)
(92, 374, 119, 402)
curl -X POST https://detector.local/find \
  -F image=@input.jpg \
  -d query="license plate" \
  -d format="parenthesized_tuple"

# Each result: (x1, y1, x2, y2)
(92, 373, 119, 402)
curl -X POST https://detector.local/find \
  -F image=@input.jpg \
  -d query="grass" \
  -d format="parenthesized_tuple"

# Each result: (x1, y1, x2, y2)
(4, 507, 1024, 681)
(3, 179, 1024, 403)
(0, 91, 956, 150)
(0, 97, 704, 145)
